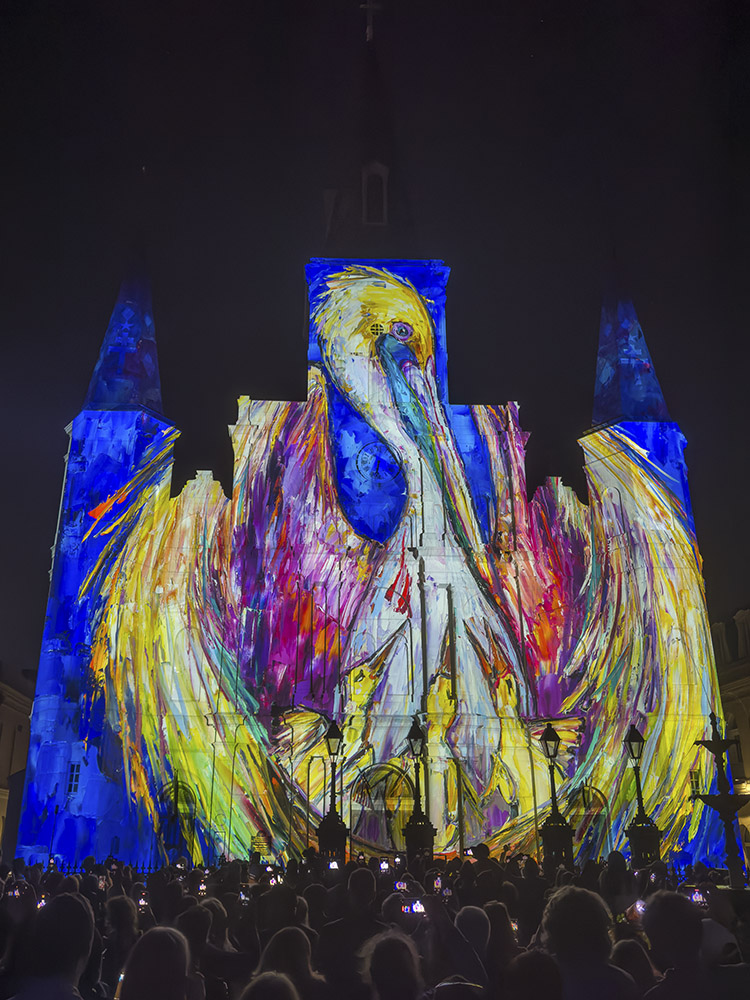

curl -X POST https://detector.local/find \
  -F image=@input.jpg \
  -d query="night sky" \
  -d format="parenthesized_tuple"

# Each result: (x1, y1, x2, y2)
(2, 1, 749, 695)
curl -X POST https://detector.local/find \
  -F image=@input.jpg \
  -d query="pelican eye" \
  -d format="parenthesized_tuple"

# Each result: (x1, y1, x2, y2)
(390, 321, 413, 342)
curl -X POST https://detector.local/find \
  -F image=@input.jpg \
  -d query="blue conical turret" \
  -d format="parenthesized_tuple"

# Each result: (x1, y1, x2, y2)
(84, 269, 162, 414)
(593, 295, 669, 426)
(18, 266, 176, 864)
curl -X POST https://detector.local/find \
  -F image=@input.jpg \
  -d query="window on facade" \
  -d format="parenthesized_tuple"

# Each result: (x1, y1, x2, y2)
(727, 718, 745, 776)
(67, 761, 81, 796)
(689, 770, 701, 797)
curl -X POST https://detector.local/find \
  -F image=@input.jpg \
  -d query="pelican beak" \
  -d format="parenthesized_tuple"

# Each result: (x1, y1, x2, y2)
(378, 335, 484, 552)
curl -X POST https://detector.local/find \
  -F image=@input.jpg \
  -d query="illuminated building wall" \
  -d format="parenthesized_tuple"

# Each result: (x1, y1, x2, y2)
(18, 258, 723, 865)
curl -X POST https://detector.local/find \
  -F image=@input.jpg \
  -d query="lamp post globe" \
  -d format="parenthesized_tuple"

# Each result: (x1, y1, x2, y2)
(538, 721, 573, 876)
(407, 718, 425, 759)
(325, 720, 344, 759)
(403, 716, 436, 864)
(625, 724, 645, 764)
(316, 720, 348, 862)
(623, 723, 661, 868)
(540, 722, 561, 763)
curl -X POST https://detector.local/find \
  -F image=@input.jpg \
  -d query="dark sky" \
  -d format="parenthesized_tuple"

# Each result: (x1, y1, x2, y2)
(2, 0, 749, 695)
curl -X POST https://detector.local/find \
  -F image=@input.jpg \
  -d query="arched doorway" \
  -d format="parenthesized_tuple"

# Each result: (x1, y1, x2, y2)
(349, 763, 414, 853)
(569, 783, 612, 862)
(157, 773, 198, 863)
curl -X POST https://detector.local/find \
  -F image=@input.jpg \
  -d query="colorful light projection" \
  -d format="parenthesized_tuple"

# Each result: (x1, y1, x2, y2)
(19, 259, 723, 865)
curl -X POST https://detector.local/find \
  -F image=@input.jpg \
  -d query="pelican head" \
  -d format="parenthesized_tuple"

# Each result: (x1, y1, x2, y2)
(315, 266, 484, 553)
(314, 266, 435, 441)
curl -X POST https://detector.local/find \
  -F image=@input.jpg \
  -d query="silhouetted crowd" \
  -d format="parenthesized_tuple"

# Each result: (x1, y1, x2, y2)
(0, 845, 749, 1000)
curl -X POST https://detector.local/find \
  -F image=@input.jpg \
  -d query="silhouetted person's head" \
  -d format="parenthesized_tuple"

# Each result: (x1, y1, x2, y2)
(31, 892, 94, 984)
(106, 893, 139, 937)
(381, 891, 407, 927)
(642, 890, 703, 972)
(362, 931, 423, 1000)
(579, 859, 599, 882)
(541, 887, 613, 964)
(524, 857, 540, 879)
(175, 904, 212, 967)
(505, 950, 563, 1000)
(503, 857, 521, 879)
(455, 905, 491, 961)
(240, 972, 301, 1000)
(59, 874, 80, 894)
(119, 926, 190, 1000)
(611, 938, 661, 993)
(484, 901, 517, 959)
(257, 926, 318, 984)
(347, 867, 376, 910)
(460, 860, 475, 879)
(473, 843, 490, 862)
(201, 897, 229, 942)
(45, 870, 64, 895)
(607, 850, 627, 874)
(693, 861, 710, 882)
(262, 885, 298, 929)
(302, 882, 327, 912)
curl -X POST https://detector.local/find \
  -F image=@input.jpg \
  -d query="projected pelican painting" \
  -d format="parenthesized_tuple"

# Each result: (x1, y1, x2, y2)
(19, 258, 723, 866)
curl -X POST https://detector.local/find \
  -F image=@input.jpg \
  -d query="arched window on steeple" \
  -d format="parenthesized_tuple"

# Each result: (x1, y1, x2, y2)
(362, 160, 389, 226)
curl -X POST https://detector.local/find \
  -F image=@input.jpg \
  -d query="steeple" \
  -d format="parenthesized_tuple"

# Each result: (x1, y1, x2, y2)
(592, 293, 670, 426)
(359, 32, 392, 226)
(83, 267, 163, 415)
(322, 3, 414, 255)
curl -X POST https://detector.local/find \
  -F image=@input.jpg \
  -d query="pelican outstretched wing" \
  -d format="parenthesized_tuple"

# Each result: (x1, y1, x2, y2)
(84, 368, 379, 859)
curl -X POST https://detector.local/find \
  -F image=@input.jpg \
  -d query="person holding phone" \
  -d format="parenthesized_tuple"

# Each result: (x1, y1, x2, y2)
(316, 869, 387, 1000)
(641, 890, 750, 999)
(102, 896, 142, 992)
(540, 887, 639, 1000)
(116, 926, 195, 1000)
(361, 931, 424, 1000)
(418, 896, 489, 990)
(516, 856, 549, 946)
(9, 893, 95, 1000)
(254, 926, 328, 1000)
(484, 900, 523, 995)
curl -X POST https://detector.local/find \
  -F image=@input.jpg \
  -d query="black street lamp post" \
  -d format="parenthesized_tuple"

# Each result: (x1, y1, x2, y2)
(539, 722, 574, 876)
(403, 717, 436, 864)
(693, 711, 749, 889)
(316, 720, 348, 862)
(624, 724, 661, 867)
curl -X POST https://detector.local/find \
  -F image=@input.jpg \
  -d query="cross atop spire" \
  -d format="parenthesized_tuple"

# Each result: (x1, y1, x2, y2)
(360, 1, 382, 43)
(83, 264, 163, 415)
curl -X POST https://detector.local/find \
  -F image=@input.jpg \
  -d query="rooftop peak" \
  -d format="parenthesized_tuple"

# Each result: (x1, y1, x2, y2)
(593, 294, 670, 426)
(83, 267, 163, 415)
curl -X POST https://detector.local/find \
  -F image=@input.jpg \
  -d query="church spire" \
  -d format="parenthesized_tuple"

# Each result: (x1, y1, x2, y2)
(83, 265, 163, 415)
(322, 2, 415, 254)
(592, 291, 670, 426)
(360, 1, 381, 44)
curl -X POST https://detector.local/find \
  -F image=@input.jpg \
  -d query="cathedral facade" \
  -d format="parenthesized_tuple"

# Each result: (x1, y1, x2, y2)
(17, 256, 724, 866)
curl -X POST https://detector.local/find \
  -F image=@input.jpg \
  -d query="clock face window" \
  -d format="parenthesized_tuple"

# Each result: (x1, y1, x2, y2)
(356, 443, 402, 483)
